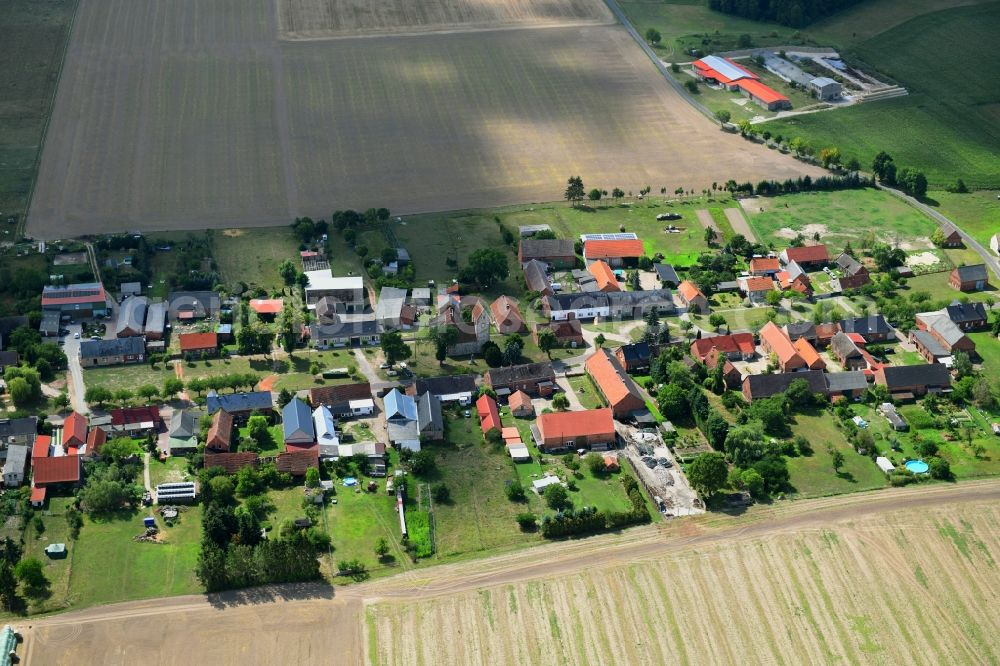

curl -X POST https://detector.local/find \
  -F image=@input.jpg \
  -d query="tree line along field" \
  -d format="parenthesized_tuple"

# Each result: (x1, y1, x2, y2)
(0, 0, 78, 239)
(365, 499, 1000, 665)
(27, 0, 820, 239)
(277, 0, 614, 39)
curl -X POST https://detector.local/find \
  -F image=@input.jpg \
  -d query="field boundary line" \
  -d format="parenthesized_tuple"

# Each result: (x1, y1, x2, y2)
(602, 0, 716, 124)
(275, 18, 617, 43)
(20, 0, 81, 241)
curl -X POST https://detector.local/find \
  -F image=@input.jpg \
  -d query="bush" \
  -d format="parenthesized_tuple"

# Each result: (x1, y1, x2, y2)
(515, 512, 537, 531)
(505, 480, 526, 502)
(432, 483, 451, 504)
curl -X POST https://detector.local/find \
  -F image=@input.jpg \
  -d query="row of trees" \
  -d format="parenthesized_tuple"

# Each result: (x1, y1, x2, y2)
(872, 152, 928, 198)
(708, 0, 864, 28)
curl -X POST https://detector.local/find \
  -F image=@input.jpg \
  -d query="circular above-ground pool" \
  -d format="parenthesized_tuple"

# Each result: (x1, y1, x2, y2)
(905, 460, 930, 474)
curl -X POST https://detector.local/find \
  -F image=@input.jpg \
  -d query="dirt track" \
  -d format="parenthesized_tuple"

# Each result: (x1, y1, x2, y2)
(22, 479, 1000, 665)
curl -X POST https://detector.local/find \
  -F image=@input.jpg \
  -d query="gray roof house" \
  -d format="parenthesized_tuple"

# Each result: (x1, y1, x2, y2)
(144, 301, 168, 340)
(944, 301, 988, 329)
(206, 390, 274, 417)
(116, 297, 148, 337)
(167, 409, 199, 452)
(654, 263, 680, 286)
(375, 287, 409, 330)
(2, 445, 29, 487)
(606, 289, 675, 319)
(282, 397, 316, 445)
(417, 392, 444, 440)
(79, 337, 146, 366)
(0, 417, 37, 449)
(784, 322, 816, 343)
(522, 260, 552, 295)
(839, 315, 891, 341)
(167, 291, 221, 320)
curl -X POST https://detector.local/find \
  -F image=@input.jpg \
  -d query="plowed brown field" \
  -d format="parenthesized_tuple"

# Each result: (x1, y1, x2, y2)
(22, 480, 1000, 665)
(27, 0, 820, 239)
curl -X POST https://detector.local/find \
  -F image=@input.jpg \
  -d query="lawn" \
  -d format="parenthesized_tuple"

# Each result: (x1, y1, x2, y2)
(692, 306, 789, 332)
(424, 414, 542, 558)
(742, 188, 939, 255)
(30, 503, 203, 611)
(148, 456, 193, 489)
(619, 0, 802, 59)
(214, 227, 303, 294)
(567, 375, 606, 410)
(970, 331, 1000, 376)
(82, 364, 175, 394)
(900, 272, 997, 304)
(766, 3, 1000, 189)
(929, 190, 1000, 249)
(0, 0, 79, 238)
(784, 412, 887, 498)
(496, 197, 731, 267)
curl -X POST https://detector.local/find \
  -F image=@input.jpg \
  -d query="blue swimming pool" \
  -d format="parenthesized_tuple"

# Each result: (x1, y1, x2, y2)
(343, 477, 358, 486)
(905, 460, 929, 474)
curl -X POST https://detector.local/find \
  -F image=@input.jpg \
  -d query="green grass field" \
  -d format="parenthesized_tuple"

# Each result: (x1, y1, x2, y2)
(900, 272, 997, 304)
(214, 228, 302, 294)
(28, 497, 202, 612)
(743, 188, 939, 254)
(0, 0, 78, 239)
(784, 412, 888, 497)
(766, 3, 1000, 189)
(930, 190, 1000, 249)
(567, 375, 606, 410)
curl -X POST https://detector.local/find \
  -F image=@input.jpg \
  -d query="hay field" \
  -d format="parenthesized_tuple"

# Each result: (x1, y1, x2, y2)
(278, 0, 613, 39)
(367, 500, 1000, 665)
(28, 0, 819, 239)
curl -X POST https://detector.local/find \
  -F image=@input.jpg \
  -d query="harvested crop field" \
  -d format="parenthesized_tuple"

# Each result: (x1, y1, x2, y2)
(28, 0, 819, 239)
(367, 497, 1000, 665)
(278, 0, 614, 38)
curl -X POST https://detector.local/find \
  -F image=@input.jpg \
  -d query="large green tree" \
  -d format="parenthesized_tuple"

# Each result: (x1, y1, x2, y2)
(458, 248, 509, 288)
(687, 452, 728, 497)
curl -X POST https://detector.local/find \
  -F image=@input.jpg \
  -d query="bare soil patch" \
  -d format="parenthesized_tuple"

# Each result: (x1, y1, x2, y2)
(724, 207, 755, 241)
(775, 223, 828, 239)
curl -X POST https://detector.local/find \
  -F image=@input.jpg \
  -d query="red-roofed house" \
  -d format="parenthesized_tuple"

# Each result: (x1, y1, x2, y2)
(587, 260, 621, 293)
(585, 349, 645, 418)
(780, 244, 829, 268)
(739, 276, 776, 303)
(749, 257, 780, 276)
(690, 333, 756, 361)
(207, 410, 234, 452)
(33, 455, 82, 486)
(793, 338, 826, 371)
(677, 281, 709, 313)
(179, 332, 219, 357)
(476, 395, 501, 434)
(32, 435, 52, 460)
(509, 390, 534, 417)
(490, 296, 527, 335)
(204, 452, 259, 474)
(249, 299, 283, 319)
(275, 449, 319, 476)
(86, 427, 107, 456)
(583, 239, 644, 267)
(62, 412, 87, 450)
(776, 270, 812, 296)
(110, 406, 162, 435)
(536, 408, 615, 452)
(705, 349, 743, 390)
(759, 321, 806, 372)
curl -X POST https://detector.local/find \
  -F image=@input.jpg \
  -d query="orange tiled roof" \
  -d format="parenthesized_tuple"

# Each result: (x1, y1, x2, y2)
(584, 239, 644, 259)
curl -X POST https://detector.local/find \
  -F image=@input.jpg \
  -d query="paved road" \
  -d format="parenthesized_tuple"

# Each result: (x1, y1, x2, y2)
(63, 323, 88, 413)
(879, 184, 1000, 281)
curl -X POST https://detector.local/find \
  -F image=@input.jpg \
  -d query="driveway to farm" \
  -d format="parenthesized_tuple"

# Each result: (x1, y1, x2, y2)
(22, 479, 1000, 665)
(63, 324, 88, 414)
(352, 349, 394, 391)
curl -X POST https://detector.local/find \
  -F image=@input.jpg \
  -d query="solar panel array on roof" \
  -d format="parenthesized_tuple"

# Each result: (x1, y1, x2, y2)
(700, 55, 755, 82)
(579, 233, 639, 242)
